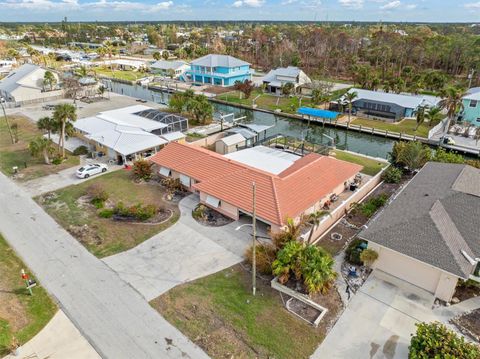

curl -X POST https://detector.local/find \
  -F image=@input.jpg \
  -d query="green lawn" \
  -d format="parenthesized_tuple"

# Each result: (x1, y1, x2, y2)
(332, 149, 387, 176)
(152, 265, 334, 359)
(37, 170, 179, 258)
(0, 235, 56, 355)
(351, 117, 430, 138)
(93, 67, 144, 82)
(0, 116, 79, 181)
(217, 90, 315, 114)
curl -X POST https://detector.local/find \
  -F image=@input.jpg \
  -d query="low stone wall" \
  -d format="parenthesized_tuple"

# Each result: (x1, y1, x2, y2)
(310, 167, 387, 244)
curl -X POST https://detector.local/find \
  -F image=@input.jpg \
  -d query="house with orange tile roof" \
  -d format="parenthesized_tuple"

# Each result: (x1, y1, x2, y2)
(150, 142, 363, 232)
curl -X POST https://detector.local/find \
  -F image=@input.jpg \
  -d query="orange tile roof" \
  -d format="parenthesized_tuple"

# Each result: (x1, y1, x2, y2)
(149, 142, 363, 226)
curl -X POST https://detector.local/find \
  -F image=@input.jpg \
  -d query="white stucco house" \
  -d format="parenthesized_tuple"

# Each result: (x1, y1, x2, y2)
(359, 162, 480, 302)
(0, 64, 61, 104)
(261, 66, 311, 94)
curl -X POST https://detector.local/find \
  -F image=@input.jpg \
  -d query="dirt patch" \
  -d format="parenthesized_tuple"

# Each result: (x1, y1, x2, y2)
(193, 204, 234, 227)
(204, 86, 235, 95)
(453, 282, 480, 302)
(452, 309, 480, 343)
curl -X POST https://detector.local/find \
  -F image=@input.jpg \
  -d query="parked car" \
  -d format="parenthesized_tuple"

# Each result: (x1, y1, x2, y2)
(76, 163, 108, 179)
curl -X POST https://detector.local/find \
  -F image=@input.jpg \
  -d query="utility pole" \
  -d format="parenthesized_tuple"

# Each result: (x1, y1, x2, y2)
(0, 97, 14, 144)
(468, 69, 475, 89)
(252, 181, 256, 296)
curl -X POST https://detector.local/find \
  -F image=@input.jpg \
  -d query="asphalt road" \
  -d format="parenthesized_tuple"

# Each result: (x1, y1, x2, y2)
(0, 172, 209, 359)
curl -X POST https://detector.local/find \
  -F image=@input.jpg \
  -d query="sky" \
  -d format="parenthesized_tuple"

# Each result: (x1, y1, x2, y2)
(0, 0, 478, 23)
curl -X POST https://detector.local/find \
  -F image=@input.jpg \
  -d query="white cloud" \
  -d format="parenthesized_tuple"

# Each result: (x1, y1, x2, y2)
(338, 0, 364, 9)
(465, 1, 480, 9)
(0, 0, 176, 12)
(281, 0, 297, 4)
(232, 0, 264, 7)
(405, 3, 416, 9)
(380, 0, 401, 10)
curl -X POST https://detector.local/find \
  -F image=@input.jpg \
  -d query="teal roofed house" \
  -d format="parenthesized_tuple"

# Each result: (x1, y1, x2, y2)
(187, 54, 251, 87)
(460, 88, 480, 126)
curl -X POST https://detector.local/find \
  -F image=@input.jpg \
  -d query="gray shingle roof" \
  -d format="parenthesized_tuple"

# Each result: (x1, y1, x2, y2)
(341, 88, 441, 109)
(190, 54, 249, 68)
(359, 162, 480, 278)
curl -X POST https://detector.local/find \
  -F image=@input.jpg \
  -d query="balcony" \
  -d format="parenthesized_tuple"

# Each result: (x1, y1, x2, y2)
(187, 69, 252, 78)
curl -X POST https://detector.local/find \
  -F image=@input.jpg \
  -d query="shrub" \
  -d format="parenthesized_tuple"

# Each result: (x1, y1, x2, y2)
(381, 166, 402, 183)
(98, 208, 114, 218)
(360, 194, 388, 217)
(113, 202, 158, 221)
(359, 248, 379, 268)
(51, 157, 62, 165)
(132, 159, 153, 181)
(409, 322, 480, 359)
(192, 204, 208, 220)
(345, 239, 367, 265)
(245, 243, 277, 275)
(162, 177, 183, 195)
(272, 241, 337, 294)
(73, 145, 89, 156)
(87, 183, 109, 208)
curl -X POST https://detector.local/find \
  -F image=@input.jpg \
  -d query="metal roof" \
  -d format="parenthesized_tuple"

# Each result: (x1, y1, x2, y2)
(218, 133, 246, 146)
(150, 60, 188, 70)
(97, 105, 167, 132)
(297, 107, 340, 119)
(341, 88, 441, 109)
(190, 54, 250, 68)
(0, 63, 40, 94)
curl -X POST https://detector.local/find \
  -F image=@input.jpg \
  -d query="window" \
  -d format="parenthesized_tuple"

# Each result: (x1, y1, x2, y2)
(205, 195, 220, 208)
(470, 100, 478, 108)
(180, 174, 191, 187)
(159, 167, 171, 177)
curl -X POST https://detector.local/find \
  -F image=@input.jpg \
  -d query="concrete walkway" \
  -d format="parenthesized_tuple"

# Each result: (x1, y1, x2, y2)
(103, 194, 250, 300)
(3, 310, 100, 359)
(20, 161, 123, 197)
(312, 270, 437, 359)
(0, 172, 209, 359)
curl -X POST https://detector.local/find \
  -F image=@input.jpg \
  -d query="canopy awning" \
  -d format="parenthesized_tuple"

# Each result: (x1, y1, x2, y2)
(297, 107, 340, 119)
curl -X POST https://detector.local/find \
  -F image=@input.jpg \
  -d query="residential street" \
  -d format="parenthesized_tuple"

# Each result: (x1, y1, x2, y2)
(0, 172, 209, 359)
(104, 194, 250, 300)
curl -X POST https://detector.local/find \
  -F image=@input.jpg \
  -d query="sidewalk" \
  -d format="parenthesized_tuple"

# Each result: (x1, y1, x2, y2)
(3, 310, 100, 359)
(0, 172, 209, 359)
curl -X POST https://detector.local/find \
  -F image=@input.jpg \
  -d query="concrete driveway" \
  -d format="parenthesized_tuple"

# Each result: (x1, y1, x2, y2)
(20, 160, 122, 197)
(312, 270, 437, 359)
(103, 194, 256, 301)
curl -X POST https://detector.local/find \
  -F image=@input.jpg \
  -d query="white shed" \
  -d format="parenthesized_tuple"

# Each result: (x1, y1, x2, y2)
(215, 133, 246, 154)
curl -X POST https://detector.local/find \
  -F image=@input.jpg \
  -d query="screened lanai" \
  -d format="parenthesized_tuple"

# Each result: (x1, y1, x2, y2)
(134, 109, 189, 135)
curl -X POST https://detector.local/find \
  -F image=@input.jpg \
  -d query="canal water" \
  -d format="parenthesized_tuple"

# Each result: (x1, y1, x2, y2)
(103, 80, 396, 159)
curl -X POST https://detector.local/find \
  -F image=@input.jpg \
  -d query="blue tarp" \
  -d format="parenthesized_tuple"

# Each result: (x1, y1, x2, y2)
(297, 107, 340, 119)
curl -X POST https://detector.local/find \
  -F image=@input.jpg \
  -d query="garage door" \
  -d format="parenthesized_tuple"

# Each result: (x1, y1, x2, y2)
(374, 247, 441, 293)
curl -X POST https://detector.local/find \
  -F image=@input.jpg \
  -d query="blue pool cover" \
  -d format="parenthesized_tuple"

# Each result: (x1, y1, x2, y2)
(297, 107, 340, 119)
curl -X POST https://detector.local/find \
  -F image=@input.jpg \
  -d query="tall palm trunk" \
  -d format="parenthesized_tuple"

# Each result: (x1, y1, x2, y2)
(43, 148, 50, 165)
(61, 121, 66, 158)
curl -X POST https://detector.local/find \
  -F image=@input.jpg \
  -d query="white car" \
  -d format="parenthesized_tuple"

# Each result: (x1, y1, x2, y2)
(76, 163, 108, 179)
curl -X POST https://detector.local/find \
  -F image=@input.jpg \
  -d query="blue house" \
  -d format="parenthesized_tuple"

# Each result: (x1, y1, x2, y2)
(187, 54, 251, 87)
(459, 88, 480, 127)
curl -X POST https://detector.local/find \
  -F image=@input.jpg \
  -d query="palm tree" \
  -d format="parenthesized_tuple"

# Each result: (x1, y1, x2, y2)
(306, 210, 329, 244)
(53, 103, 77, 158)
(438, 87, 467, 132)
(415, 106, 426, 131)
(37, 116, 57, 140)
(29, 136, 54, 164)
(43, 71, 57, 91)
(425, 107, 444, 128)
(345, 91, 358, 127)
